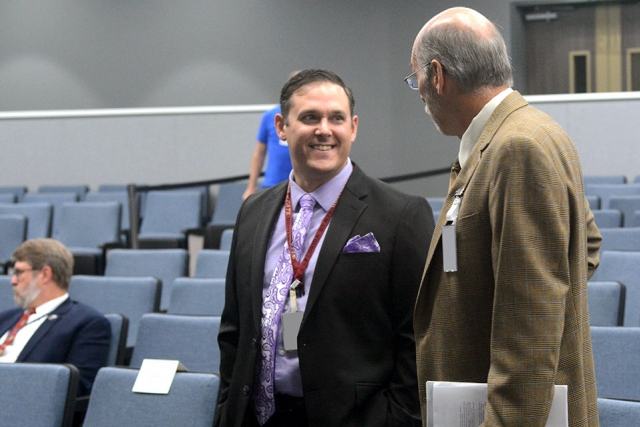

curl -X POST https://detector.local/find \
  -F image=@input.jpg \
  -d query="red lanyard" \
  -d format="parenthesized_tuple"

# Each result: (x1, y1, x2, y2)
(284, 184, 340, 285)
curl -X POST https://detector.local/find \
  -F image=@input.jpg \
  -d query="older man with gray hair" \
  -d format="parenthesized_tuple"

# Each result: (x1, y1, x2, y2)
(408, 7, 601, 426)
(0, 238, 110, 396)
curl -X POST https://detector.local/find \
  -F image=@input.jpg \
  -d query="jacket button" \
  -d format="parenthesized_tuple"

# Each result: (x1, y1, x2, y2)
(243, 385, 250, 395)
(251, 338, 257, 349)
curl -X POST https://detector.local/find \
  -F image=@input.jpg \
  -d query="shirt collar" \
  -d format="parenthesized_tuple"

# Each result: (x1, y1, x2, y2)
(34, 293, 69, 316)
(289, 158, 353, 212)
(458, 87, 513, 168)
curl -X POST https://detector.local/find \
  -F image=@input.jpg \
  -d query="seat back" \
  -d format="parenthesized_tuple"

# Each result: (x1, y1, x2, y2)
(69, 275, 160, 347)
(0, 363, 78, 427)
(0, 214, 27, 265)
(592, 209, 622, 228)
(591, 326, 640, 400)
(104, 249, 188, 311)
(0, 186, 27, 202)
(54, 202, 122, 248)
(167, 278, 226, 316)
(98, 184, 127, 192)
(83, 367, 219, 427)
(585, 194, 600, 210)
(583, 175, 627, 185)
(38, 184, 89, 200)
(85, 191, 132, 232)
(591, 251, 640, 326)
(599, 228, 640, 251)
(130, 313, 221, 373)
(587, 281, 625, 326)
(426, 197, 446, 215)
(0, 275, 16, 313)
(585, 183, 640, 209)
(0, 193, 15, 203)
(219, 228, 234, 250)
(104, 313, 129, 366)
(629, 210, 640, 227)
(598, 398, 640, 427)
(609, 196, 640, 226)
(139, 190, 202, 238)
(194, 249, 230, 279)
(23, 192, 78, 236)
(0, 202, 53, 239)
(209, 182, 245, 227)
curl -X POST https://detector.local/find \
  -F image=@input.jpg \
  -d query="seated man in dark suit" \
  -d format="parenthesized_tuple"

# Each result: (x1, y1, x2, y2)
(0, 238, 111, 396)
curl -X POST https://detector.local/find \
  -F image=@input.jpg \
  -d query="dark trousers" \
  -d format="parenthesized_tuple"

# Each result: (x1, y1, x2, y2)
(252, 394, 308, 427)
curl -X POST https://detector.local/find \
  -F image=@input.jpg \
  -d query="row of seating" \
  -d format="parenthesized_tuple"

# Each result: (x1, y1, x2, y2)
(592, 208, 640, 228)
(425, 196, 640, 229)
(4, 325, 637, 427)
(0, 246, 231, 345)
(583, 175, 640, 184)
(0, 362, 220, 427)
(0, 194, 234, 268)
(0, 182, 244, 228)
(583, 178, 640, 422)
(574, 176, 640, 424)
(68, 275, 225, 348)
(0, 182, 244, 271)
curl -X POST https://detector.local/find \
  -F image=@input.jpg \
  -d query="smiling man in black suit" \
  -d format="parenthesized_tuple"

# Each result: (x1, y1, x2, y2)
(215, 69, 434, 427)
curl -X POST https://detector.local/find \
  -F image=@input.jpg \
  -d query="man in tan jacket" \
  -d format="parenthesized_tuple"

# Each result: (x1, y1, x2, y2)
(407, 7, 602, 426)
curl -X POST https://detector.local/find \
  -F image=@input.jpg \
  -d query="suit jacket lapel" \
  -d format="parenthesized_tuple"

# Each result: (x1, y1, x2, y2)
(302, 166, 368, 325)
(423, 91, 529, 275)
(251, 183, 288, 334)
(17, 298, 72, 361)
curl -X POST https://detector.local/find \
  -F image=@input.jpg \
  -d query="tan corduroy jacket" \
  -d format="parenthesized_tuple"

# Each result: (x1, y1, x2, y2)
(414, 91, 602, 427)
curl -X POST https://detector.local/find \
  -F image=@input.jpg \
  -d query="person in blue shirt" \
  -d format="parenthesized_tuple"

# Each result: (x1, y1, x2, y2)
(243, 73, 301, 200)
(243, 105, 294, 200)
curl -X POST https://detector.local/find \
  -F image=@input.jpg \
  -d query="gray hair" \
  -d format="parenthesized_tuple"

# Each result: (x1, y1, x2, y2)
(414, 17, 513, 94)
(12, 239, 74, 290)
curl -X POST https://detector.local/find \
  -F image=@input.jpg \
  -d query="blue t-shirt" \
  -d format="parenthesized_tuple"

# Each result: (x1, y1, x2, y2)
(257, 105, 292, 188)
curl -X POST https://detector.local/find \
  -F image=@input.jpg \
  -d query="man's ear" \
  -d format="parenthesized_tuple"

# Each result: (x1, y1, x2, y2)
(275, 113, 287, 140)
(431, 59, 446, 94)
(39, 265, 54, 283)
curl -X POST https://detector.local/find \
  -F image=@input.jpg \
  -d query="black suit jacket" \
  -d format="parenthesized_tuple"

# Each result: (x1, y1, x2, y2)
(0, 298, 111, 396)
(216, 164, 434, 426)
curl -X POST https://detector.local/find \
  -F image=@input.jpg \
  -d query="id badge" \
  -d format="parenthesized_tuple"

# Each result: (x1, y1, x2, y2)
(282, 311, 303, 351)
(442, 223, 458, 272)
(443, 190, 462, 273)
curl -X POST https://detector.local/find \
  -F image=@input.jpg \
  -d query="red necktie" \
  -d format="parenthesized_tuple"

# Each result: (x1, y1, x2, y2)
(0, 309, 36, 356)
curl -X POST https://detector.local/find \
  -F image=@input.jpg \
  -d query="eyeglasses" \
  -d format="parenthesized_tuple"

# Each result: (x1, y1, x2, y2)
(404, 63, 430, 90)
(9, 267, 38, 279)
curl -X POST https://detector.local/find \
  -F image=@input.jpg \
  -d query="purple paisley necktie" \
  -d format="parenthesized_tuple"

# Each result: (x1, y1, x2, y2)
(253, 193, 316, 425)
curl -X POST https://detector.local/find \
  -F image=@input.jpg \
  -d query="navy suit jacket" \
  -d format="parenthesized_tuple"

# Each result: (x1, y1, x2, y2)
(216, 164, 435, 426)
(0, 298, 111, 395)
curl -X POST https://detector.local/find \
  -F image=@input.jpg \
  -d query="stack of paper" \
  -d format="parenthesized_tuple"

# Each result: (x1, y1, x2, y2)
(426, 381, 568, 427)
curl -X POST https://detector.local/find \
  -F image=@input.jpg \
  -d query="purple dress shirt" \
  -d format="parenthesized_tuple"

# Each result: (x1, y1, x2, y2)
(262, 158, 353, 397)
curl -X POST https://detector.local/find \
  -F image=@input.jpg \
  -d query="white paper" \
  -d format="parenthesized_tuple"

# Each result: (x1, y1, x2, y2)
(426, 381, 568, 427)
(132, 359, 188, 394)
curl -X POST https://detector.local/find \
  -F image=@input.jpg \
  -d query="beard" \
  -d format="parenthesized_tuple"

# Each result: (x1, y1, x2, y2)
(14, 278, 41, 309)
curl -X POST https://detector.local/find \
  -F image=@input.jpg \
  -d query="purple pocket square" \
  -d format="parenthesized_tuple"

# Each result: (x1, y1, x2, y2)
(342, 232, 380, 253)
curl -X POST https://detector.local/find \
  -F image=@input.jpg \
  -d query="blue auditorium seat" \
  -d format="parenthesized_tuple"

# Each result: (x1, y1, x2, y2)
(83, 367, 219, 427)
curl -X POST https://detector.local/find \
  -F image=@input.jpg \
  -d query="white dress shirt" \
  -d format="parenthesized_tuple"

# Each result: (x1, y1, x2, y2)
(458, 87, 513, 168)
(0, 294, 69, 363)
